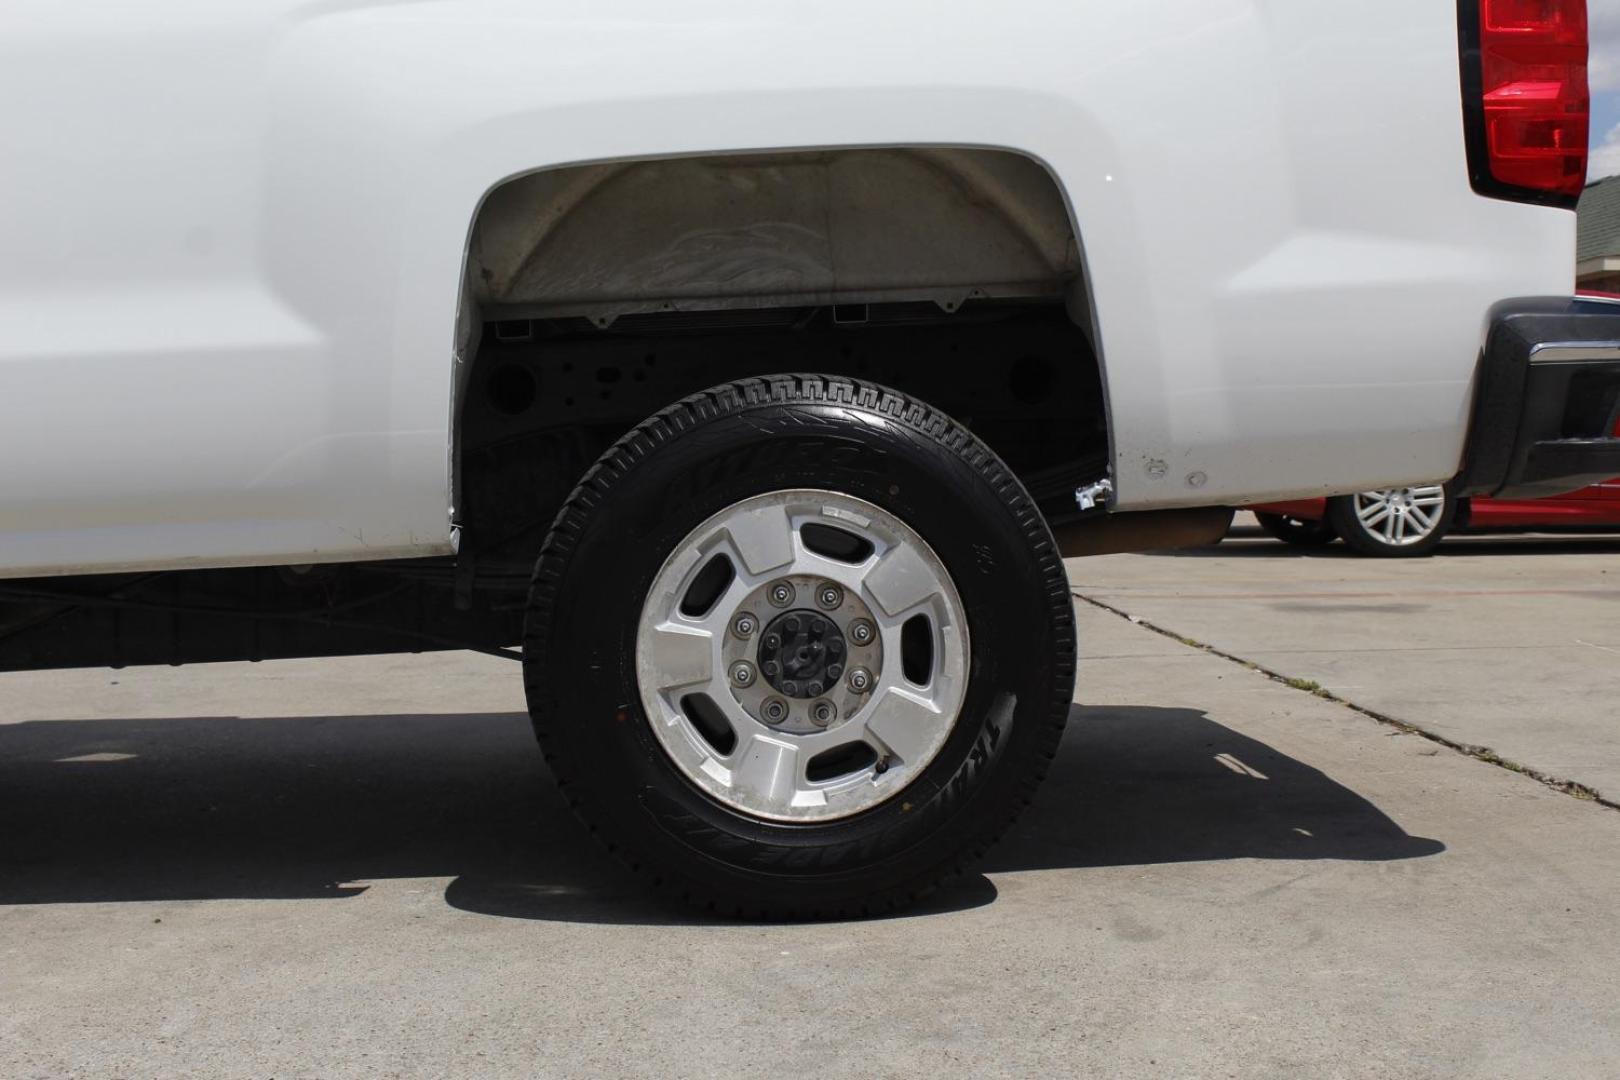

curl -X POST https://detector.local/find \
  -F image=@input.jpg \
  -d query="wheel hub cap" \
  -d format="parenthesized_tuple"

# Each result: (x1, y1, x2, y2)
(722, 574, 884, 737)
(759, 609, 845, 698)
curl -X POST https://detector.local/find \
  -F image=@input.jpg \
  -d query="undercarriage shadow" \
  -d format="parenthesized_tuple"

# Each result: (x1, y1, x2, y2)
(0, 703, 1441, 924)
(984, 705, 1444, 873)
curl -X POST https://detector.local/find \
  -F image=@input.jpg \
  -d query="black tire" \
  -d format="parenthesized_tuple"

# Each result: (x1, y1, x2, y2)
(1325, 484, 1457, 558)
(1254, 511, 1338, 547)
(523, 375, 1077, 918)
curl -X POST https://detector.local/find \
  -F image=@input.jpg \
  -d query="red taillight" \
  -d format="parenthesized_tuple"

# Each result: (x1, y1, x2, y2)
(1471, 0, 1589, 203)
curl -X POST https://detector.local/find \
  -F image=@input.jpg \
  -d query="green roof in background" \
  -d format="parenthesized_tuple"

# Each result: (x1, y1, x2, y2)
(1579, 176, 1620, 263)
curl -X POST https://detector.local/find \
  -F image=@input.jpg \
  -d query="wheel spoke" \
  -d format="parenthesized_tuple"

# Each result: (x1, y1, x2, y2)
(723, 503, 796, 577)
(863, 687, 941, 765)
(1408, 504, 1434, 531)
(728, 733, 802, 806)
(643, 623, 715, 691)
(1360, 503, 1391, 529)
(863, 542, 940, 620)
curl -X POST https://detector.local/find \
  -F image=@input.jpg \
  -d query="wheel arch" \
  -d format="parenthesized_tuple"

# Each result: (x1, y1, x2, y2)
(463, 147, 1091, 325)
(446, 144, 1114, 549)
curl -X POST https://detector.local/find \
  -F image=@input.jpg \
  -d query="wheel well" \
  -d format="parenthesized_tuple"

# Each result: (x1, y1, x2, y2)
(455, 147, 1107, 572)
(466, 147, 1083, 323)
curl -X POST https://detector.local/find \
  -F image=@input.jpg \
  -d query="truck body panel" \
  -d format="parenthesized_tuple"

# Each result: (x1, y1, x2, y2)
(0, 0, 1579, 578)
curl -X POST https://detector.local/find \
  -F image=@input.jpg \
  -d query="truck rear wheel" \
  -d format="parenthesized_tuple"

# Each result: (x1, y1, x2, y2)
(523, 375, 1077, 917)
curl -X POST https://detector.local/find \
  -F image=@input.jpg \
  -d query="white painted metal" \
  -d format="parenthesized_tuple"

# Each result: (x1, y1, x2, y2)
(0, 1, 1577, 577)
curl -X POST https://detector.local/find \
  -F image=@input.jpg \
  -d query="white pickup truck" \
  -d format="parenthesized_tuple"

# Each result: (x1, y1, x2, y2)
(1, 1, 1613, 916)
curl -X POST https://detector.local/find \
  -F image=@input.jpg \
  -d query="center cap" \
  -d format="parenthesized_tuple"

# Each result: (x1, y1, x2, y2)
(758, 609, 846, 698)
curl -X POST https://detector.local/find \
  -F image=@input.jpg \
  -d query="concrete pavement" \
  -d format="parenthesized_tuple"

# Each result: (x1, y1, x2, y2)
(1, 586, 1619, 1077)
(1072, 517, 1620, 801)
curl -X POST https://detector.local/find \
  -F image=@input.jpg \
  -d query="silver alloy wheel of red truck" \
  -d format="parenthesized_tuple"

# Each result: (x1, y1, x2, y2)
(523, 375, 1077, 918)
(1327, 485, 1456, 557)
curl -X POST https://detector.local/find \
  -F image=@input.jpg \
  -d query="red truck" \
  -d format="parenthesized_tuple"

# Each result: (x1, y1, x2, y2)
(1246, 475, 1620, 557)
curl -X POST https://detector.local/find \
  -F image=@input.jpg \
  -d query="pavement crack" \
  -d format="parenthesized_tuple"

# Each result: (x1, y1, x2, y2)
(1072, 589, 1618, 813)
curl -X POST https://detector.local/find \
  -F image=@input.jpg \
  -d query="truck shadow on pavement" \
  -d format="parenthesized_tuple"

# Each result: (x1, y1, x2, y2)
(0, 705, 1442, 924)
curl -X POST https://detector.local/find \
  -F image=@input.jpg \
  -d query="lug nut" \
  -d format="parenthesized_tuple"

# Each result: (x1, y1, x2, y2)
(807, 681, 824, 697)
(817, 584, 843, 610)
(827, 663, 843, 680)
(849, 620, 875, 645)
(730, 661, 756, 688)
(782, 680, 799, 696)
(732, 612, 757, 637)
(763, 661, 780, 677)
(811, 701, 836, 727)
(847, 667, 873, 693)
(768, 581, 795, 608)
(762, 698, 788, 724)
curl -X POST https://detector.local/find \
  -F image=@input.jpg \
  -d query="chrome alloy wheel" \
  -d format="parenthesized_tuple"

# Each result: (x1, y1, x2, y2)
(635, 490, 969, 823)
(1351, 486, 1447, 546)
